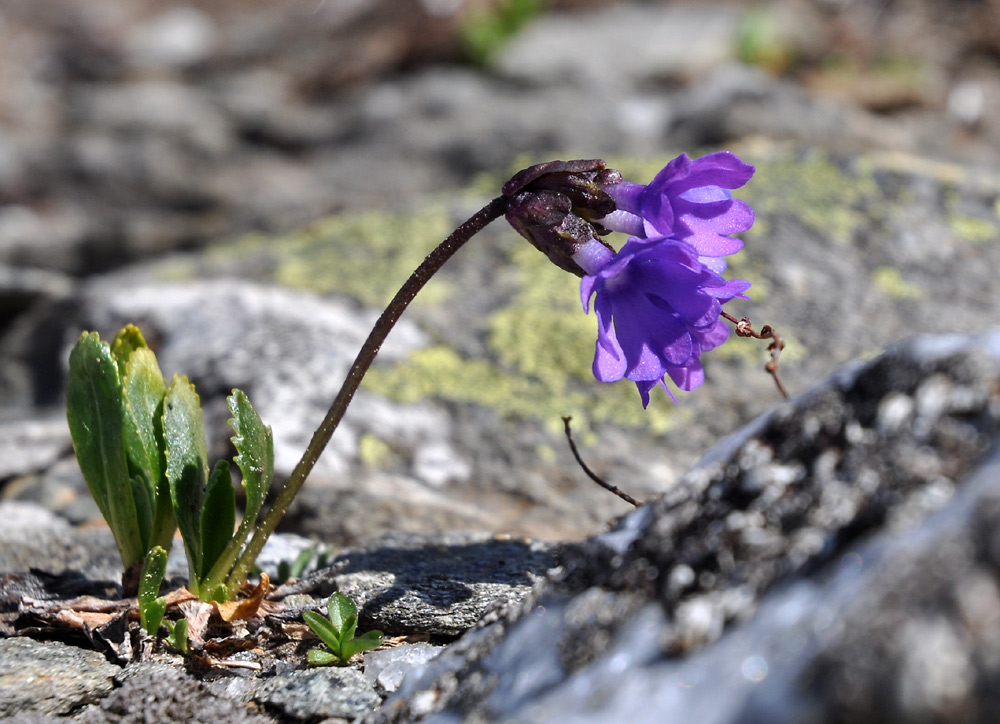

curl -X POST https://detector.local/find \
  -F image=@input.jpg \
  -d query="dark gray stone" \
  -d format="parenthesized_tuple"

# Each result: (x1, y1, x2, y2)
(0, 638, 119, 717)
(322, 532, 559, 636)
(75, 664, 271, 724)
(256, 667, 381, 722)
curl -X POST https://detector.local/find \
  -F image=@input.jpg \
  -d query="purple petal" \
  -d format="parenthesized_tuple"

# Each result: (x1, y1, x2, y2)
(667, 359, 706, 391)
(672, 152, 755, 192)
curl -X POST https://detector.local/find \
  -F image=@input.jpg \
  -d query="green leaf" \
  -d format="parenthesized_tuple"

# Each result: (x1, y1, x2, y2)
(163, 375, 209, 592)
(200, 460, 235, 582)
(138, 546, 168, 635)
(342, 630, 383, 660)
(122, 347, 168, 492)
(303, 610, 344, 653)
(111, 324, 148, 379)
(165, 618, 188, 653)
(228, 389, 274, 531)
(307, 648, 339, 666)
(201, 389, 274, 594)
(120, 339, 175, 553)
(66, 332, 144, 567)
(130, 475, 154, 547)
(328, 592, 359, 643)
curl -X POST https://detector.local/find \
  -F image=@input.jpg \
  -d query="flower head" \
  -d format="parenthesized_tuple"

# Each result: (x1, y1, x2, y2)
(600, 152, 754, 274)
(582, 235, 750, 407)
(501, 151, 756, 407)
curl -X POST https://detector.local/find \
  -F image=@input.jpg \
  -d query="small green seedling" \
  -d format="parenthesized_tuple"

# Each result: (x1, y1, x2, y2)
(138, 546, 169, 635)
(68, 325, 275, 603)
(304, 593, 383, 666)
(164, 618, 188, 653)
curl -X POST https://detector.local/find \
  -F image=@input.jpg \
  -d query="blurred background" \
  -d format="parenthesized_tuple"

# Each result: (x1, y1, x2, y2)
(1, 0, 997, 278)
(1, 0, 999, 544)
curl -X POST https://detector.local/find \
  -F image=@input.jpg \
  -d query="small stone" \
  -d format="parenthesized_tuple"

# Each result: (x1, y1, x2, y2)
(0, 638, 118, 717)
(256, 667, 381, 721)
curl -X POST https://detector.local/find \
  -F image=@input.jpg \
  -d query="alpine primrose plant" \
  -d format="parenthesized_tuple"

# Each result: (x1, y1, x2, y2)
(68, 152, 784, 619)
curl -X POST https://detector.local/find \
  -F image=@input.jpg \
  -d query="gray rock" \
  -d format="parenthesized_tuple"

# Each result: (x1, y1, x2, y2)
(364, 643, 443, 694)
(0, 638, 119, 717)
(322, 531, 559, 636)
(256, 666, 381, 721)
(75, 663, 271, 723)
(496, 4, 741, 86)
(373, 327, 1000, 722)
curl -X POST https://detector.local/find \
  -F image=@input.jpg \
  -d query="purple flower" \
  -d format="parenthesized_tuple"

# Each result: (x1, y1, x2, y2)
(582, 235, 751, 407)
(600, 152, 754, 274)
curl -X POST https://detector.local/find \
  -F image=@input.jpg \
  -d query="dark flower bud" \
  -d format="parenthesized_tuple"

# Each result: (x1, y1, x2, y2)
(503, 160, 623, 277)
(505, 189, 615, 277)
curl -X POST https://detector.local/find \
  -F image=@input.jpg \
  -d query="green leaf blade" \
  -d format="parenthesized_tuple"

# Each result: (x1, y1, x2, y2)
(163, 375, 209, 590)
(138, 546, 168, 634)
(66, 332, 143, 567)
(303, 610, 344, 653)
(110, 324, 148, 379)
(342, 630, 384, 660)
(200, 460, 235, 583)
(328, 592, 359, 642)
(307, 649, 339, 666)
(227, 389, 274, 530)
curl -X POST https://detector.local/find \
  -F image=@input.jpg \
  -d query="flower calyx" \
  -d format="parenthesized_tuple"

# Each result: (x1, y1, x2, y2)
(503, 159, 623, 277)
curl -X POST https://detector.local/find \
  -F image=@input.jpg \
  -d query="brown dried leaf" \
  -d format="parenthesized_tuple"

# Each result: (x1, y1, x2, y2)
(212, 573, 270, 622)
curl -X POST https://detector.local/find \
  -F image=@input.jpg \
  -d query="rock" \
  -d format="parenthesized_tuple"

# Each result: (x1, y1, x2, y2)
(364, 643, 443, 694)
(75, 663, 271, 723)
(125, 7, 217, 70)
(373, 327, 1000, 722)
(496, 3, 742, 86)
(321, 532, 559, 636)
(255, 666, 381, 722)
(0, 638, 118, 717)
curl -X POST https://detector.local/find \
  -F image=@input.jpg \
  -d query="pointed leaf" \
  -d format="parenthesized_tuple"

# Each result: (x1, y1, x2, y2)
(123, 345, 173, 552)
(201, 389, 274, 592)
(342, 630, 384, 660)
(163, 375, 209, 589)
(303, 610, 344, 653)
(200, 460, 235, 582)
(166, 618, 188, 653)
(138, 546, 168, 634)
(307, 649, 339, 666)
(66, 332, 143, 567)
(227, 389, 274, 529)
(328, 593, 359, 642)
(122, 347, 167, 491)
(111, 325, 148, 379)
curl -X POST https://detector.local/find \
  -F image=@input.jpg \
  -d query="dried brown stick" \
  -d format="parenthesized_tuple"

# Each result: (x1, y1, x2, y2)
(721, 311, 790, 400)
(561, 416, 641, 507)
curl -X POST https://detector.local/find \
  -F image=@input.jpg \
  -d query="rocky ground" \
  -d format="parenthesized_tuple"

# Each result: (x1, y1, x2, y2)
(2, 0, 1000, 721)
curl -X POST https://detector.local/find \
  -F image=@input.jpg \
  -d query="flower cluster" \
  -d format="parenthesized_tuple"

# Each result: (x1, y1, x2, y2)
(506, 152, 755, 407)
(584, 152, 754, 406)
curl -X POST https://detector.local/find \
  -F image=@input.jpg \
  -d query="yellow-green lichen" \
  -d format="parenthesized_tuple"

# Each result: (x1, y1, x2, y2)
(740, 150, 879, 244)
(872, 266, 924, 300)
(272, 208, 456, 307)
(358, 433, 395, 469)
(948, 215, 997, 244)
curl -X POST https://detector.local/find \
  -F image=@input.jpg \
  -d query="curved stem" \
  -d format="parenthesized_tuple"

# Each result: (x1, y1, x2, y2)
(227, 196, 508, 591)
